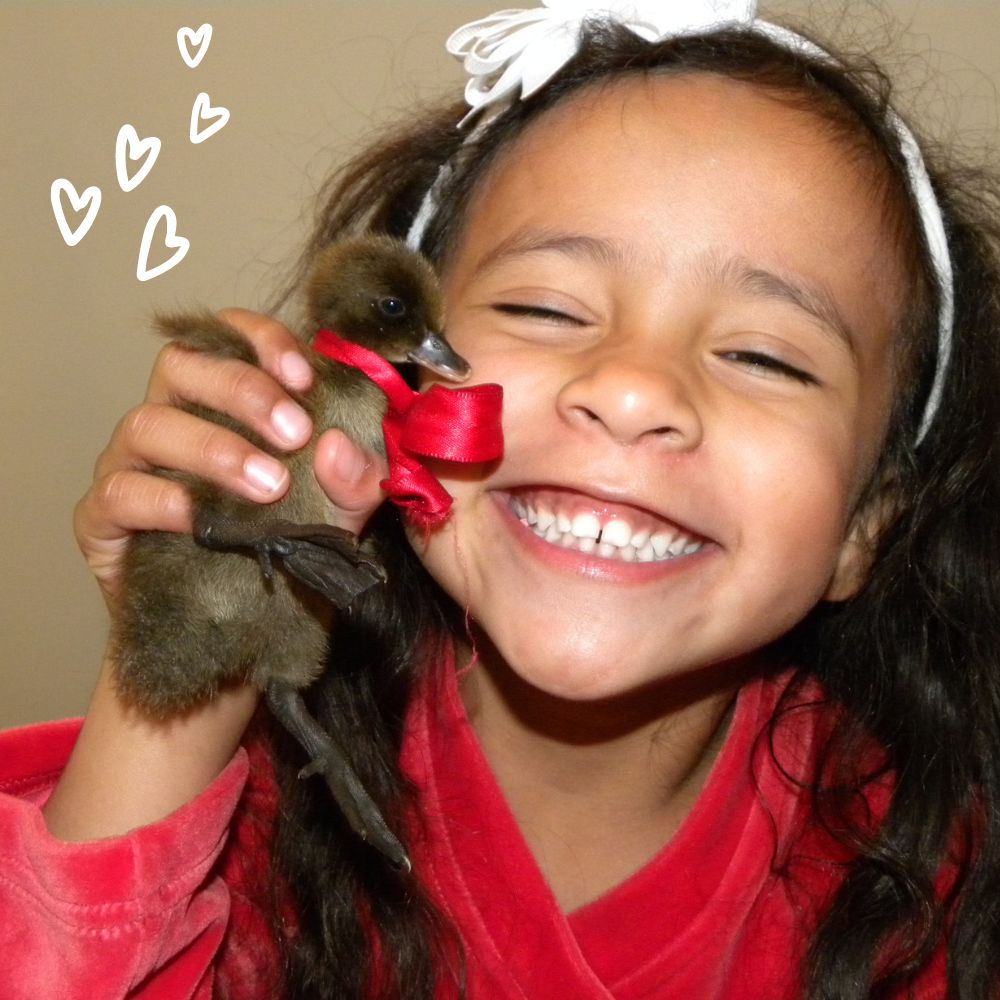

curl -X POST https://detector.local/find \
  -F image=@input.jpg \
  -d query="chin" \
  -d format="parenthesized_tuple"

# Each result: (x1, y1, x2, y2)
(478, 627, 662, 703)
(517, 664, 625, 702)
(471, 608, 771, 711)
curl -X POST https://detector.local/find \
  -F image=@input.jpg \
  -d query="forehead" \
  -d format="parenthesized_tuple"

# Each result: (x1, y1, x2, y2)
(451, 72, 906, 343)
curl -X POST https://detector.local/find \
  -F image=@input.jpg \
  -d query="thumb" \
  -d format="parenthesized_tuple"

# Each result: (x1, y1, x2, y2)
(313, 430, 388, 536)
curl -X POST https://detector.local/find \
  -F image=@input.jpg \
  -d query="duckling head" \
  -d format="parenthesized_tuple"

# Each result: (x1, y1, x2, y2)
(305, 235, 469, 382)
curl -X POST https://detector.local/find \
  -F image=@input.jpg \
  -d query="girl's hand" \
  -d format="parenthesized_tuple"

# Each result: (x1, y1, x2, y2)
(75, 308, 387, 609)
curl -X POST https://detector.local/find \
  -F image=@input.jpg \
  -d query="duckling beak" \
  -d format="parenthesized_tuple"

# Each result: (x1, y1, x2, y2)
(407, 330, 471, 382)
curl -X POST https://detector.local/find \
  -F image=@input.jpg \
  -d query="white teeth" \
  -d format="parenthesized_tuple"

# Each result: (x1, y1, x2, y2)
(630, 528, 650, 548)
(536, 508, 555, 532)
(571, 513, 601, 540)
(601, 519, 632, 548)
(668, 535, 688, 556)
(650, 532, 674, 558)
(510, 496, 705, 564)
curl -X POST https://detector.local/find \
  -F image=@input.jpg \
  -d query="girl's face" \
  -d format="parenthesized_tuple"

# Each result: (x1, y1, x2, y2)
(413, 73, 905, 700)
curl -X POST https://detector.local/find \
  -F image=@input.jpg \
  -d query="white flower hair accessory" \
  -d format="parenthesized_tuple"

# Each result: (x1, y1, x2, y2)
(406, 0, 953, 445)
(448, 0, 756, 126)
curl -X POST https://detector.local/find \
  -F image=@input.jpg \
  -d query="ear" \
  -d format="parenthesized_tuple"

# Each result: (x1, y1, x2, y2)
(824, 529, 874, 603)
(823, 479, 897, 603)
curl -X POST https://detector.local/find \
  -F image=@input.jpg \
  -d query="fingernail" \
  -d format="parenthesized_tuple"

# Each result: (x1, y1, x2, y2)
(271, 401, 311, 444)
(280, 351, 313, 389)
(244, 454, 287, 494)
(331, 438, 367, 485)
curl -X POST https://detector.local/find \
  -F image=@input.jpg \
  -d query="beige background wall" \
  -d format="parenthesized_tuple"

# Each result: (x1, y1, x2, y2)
(2, 2, 998, 728)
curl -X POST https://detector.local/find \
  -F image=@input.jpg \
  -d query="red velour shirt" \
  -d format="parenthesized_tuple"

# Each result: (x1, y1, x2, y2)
(0, 655, 945, 998)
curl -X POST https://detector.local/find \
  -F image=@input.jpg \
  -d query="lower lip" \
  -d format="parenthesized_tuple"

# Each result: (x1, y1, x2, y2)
(491, 493, 711, 585)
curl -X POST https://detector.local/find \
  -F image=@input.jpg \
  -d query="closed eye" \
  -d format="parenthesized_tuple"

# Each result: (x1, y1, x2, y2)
(493, 303, 583, 325)
(720, 351, 819, 386)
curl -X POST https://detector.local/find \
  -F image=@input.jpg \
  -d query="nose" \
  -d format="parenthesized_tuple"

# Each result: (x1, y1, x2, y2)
(556, 350, 703, 450)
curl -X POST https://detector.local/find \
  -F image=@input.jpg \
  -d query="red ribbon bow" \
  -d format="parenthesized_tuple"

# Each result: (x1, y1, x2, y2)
(313, 329, 503, 529)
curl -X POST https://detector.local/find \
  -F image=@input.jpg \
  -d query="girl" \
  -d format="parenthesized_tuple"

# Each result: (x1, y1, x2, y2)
(2, 2, 998, 998)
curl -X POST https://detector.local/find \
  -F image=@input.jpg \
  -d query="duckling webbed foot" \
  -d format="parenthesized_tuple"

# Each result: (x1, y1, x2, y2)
(195, 511, 386, 607)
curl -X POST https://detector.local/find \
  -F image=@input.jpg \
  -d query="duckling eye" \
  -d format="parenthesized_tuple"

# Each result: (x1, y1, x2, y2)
(377, 296, 407, 319)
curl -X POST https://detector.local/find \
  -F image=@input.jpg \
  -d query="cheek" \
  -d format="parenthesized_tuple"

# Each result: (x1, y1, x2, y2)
(726, 430, 856, 591)
(404, 469, 498, 611)
(439, 340, 567, 469)
(407, 345, 550, 609)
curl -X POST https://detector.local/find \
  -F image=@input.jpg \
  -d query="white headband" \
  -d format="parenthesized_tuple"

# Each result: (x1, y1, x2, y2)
(406, 0, 953, 445)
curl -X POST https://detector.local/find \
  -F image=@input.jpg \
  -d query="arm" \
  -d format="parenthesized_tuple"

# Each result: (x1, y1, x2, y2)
(0, 718, 249, 1000)
(42, 656, 258, 839)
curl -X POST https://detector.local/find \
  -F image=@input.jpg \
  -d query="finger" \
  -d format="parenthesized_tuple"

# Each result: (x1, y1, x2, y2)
(312, 430, 388, 535)
(146, 343, 313, 452)
(78, 469, 195, 543)
(74, 470, 195, 603)
(216, 308, 315, 393)
(96, 404, 290, 502)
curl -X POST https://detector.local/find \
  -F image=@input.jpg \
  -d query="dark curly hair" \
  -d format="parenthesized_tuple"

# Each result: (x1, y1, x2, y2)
(262, 17, 1000, 1000)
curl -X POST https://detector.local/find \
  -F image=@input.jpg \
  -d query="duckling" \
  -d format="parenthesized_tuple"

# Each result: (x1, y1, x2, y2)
(111, 235, 471, 870)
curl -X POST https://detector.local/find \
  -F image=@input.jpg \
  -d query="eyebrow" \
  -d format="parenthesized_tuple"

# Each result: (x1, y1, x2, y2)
(707, 254, 858, 357)
(473, 228, 637, 274)
(472, 228, 857, 355)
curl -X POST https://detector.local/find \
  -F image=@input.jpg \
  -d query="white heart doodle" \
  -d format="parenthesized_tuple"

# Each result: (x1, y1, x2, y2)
(189, 92, 230, 144)
(177, 24, 213, 68)
(136, 205, 190, 282)
(115, 124, 161, 193)
(50, 179, 102, 247)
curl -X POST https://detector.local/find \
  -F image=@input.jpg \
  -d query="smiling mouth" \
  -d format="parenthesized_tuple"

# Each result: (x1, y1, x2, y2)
(501, 489, 707, 564)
